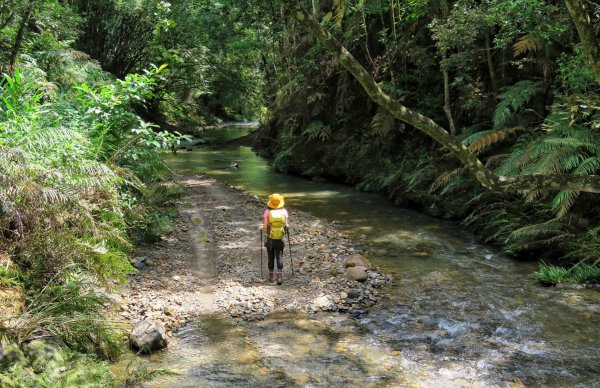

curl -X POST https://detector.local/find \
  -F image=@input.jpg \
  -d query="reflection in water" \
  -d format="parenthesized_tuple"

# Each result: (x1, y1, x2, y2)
(151, 126, 600, 387)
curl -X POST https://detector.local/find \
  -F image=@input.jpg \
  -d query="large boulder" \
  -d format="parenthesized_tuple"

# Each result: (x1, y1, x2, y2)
(129, 319, 168, 353)
(346, 266, 368, 282)
(344, 254, 370, 268)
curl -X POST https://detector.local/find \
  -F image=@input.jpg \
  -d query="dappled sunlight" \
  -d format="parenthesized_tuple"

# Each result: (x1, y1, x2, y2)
(181, 177, 214, 187)
(156, 130, 600, 387)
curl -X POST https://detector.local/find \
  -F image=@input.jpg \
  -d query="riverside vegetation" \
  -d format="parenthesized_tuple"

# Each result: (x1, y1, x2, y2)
(1, 0, 600, 385)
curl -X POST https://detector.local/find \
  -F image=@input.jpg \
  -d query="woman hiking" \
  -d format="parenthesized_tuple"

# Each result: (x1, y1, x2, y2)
(261, 193, 289, 285)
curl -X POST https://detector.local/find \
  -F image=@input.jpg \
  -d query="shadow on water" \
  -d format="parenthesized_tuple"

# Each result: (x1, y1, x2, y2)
(151, 126, 600, 387)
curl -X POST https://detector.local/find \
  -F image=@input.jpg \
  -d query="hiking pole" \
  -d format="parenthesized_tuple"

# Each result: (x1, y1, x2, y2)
(286, 228, 294, 276)
(259, 229, 264, 277)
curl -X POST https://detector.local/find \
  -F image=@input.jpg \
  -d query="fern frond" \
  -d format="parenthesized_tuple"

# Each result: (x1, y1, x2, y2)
(573, 157, 600, 175)
(303, 121, 331, 142)
(430, 168, 463, 193)
(525, 147, 582, 174)
(507, 219, 564, 244)
(523, 189, 543, 203)
(552, 190, 580, 218)
(493, 81, 542, 129)
(467, 127, 524, 154)
(440, 176, 473, 196)
(512, 36, 544, 57)
(371, 108, 395, 137)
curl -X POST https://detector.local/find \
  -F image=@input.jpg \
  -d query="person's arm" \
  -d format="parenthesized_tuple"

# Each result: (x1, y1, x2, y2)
(284, 208, 290, 229)
(262, 209, 269, 231)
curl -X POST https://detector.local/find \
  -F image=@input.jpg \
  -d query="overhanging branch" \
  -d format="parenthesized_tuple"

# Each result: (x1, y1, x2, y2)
(282, 0, 600, 194)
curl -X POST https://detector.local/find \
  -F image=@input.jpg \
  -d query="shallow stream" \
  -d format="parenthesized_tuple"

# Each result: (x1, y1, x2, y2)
(142, 126, 599, 387)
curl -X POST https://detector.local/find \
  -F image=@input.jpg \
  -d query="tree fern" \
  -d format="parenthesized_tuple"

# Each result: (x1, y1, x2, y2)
(493, 80, 542, 129)
(495, 108, 600, 217)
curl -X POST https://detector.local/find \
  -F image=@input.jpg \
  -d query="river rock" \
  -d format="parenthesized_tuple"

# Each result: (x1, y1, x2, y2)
(312, 295, 336, 311)
(133, 261, 147, 269)
(130, 319, 168, 353)
(346, 266, 368, 282)
(344, 254, 370, 268)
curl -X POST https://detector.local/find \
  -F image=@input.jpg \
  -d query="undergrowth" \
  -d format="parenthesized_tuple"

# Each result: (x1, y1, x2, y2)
(536, 262, 600, 286)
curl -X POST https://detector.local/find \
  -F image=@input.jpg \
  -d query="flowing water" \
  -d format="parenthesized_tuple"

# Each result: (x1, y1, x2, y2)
(140, 126, 599, 387)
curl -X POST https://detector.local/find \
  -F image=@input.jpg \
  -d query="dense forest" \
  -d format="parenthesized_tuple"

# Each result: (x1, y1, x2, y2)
(0, 0, 599, 385)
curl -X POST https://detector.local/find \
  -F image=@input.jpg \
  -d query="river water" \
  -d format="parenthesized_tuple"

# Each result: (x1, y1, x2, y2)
(142, 126, 599, 387)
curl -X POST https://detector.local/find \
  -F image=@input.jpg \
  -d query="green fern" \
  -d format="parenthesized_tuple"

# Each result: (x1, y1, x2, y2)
(496, 112, 600, 217)
(493, 80, 542, 129)
(430, 168, 464, 193)
(303, 121, 331, 142)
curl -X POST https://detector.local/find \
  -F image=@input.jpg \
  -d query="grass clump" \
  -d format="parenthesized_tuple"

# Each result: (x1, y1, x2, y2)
(535, 262, 600, 286)
(535, 263, 571, 286)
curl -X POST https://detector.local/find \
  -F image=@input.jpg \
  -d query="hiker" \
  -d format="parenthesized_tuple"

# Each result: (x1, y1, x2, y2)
(261, 193, 289, 285)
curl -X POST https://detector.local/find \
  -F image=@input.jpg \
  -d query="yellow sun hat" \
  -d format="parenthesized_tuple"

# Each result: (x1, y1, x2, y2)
(267, 193, 285, 209)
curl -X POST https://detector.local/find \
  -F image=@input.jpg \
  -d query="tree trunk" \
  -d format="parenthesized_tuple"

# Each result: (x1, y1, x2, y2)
(281, 0, 600, 194)
(8, 3, 33, 69)
(442, 53, 456, 134)
(563, 0, 600, 86)
(484, 33, 497, 93)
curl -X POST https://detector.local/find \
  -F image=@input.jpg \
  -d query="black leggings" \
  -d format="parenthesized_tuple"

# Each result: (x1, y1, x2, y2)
(266, 238, 284, 273)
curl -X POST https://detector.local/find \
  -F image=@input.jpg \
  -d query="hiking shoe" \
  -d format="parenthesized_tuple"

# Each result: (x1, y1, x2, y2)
(276, 274, 282, 285)
(269, 273, 274, 283)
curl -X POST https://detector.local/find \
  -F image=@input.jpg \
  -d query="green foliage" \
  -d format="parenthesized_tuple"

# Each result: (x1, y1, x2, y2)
(565, 226, 600, 266)
(0, 341, 116, 387)
(0, 65, 186, 286)
(71, 0, 267, 123)
(487, 0, 568, 49)
(0, 265, 22, 287)
(493, 80, 542, 129)
(0, 2, 196, 380)
(5, 269, 122, 359)
(124, 182, 184, 243)
(496, 101, 600, 218)
(124, 364, 176, 387)
(535, 262, 571, 286)
(536, 261, 600, 285)
(570, 262, 600, 284)
(556, 44, 596, 95)
(303, 121, 331, 142)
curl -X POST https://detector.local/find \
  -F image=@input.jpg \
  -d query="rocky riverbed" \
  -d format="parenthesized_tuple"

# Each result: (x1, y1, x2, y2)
(114, 174, 392, 338)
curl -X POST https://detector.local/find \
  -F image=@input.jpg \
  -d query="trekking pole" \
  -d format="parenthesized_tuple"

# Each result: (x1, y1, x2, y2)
(286, 228, 294, 276)
(259, 229, 264, 277)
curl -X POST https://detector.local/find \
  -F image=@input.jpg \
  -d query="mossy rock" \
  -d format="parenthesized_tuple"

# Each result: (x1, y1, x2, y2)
(0, 343, 27, 370)
(25, 340, 66, 375)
